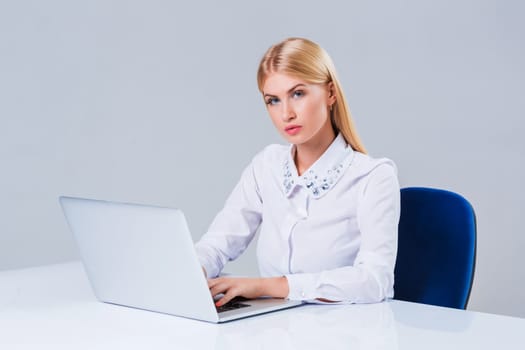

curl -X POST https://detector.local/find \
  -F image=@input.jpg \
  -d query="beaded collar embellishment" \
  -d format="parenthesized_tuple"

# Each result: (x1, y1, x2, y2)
(282, 146, 354, 199)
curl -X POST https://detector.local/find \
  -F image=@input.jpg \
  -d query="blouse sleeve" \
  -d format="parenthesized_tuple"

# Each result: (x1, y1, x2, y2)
(285, 162, 400, 303)
(194, 155, 263, 278)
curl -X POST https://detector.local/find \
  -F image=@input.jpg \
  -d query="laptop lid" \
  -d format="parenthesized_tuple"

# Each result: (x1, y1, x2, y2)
(59, 196, 302, 323)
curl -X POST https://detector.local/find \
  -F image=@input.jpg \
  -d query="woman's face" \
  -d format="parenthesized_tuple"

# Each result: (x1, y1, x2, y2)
(262, 72, 335, 147)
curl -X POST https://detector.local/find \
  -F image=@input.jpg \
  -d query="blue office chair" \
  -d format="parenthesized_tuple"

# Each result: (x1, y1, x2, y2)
(394, 187, 476, 309)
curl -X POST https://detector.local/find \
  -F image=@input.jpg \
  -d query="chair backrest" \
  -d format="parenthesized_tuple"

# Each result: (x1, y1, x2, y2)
(394, 187, 476, 309)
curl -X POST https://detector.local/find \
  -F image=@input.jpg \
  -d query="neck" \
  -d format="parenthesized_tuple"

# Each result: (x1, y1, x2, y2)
(294, 129, 336, 176)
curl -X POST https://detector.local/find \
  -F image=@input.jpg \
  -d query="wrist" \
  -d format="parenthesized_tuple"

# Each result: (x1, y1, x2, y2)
(261, 276, 289, 298)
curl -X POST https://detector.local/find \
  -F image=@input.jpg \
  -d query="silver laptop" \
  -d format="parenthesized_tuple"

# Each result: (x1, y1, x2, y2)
(59, 196, 303, 323)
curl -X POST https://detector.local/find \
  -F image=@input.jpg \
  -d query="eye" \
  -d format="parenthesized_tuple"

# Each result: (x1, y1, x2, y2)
(292, 90, 304, 98)
(266, 97, 279, 106)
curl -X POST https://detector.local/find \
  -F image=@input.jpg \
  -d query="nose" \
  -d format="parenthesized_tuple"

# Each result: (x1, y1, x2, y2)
(281, 101, 296, 122)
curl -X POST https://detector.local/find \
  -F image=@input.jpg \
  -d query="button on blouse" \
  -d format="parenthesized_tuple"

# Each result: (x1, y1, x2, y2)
(195, 133, 400, 303)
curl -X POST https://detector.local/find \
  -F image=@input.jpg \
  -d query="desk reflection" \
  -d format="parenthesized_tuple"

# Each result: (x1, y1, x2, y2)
(390, 300, 474, 332)
(215, 302, 398, 350)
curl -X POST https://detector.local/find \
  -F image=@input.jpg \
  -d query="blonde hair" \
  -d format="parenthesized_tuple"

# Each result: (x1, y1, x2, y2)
(257, 37, 367, 154)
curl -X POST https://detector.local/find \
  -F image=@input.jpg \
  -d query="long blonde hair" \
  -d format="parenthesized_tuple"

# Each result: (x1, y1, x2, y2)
(257, 37, 367, 154)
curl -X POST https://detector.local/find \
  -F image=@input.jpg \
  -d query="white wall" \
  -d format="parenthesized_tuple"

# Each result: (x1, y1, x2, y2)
(1, 0, 524, 317)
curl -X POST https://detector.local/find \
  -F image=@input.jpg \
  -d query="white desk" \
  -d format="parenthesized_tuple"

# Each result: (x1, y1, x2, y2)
(1, 262, 523, 349)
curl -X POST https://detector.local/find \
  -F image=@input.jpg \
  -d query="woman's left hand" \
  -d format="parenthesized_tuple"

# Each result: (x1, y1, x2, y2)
(207, 277, 263, 306)
(207, 276, 288, 307)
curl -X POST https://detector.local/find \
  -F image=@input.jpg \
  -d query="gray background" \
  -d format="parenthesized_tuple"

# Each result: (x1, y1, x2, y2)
(1, 0, 523, 317)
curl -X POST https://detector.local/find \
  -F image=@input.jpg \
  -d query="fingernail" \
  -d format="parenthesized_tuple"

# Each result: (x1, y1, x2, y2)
(215, 301, 221, 307)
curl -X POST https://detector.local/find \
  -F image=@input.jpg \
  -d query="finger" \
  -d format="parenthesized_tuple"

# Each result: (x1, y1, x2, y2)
(216, 290, 237, 307)
(210, 283, 228, 298)
(208, 279, 233, 297)
(207, 277, 225, 288)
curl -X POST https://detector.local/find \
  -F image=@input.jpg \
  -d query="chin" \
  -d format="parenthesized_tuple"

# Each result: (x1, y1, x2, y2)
(281, 134, 304, 145)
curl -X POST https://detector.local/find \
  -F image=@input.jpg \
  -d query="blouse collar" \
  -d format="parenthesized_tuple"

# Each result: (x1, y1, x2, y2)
(282, 133, 355, 199)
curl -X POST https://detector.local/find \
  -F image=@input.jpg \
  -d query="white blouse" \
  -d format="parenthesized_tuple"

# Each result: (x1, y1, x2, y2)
(195, 133, 400, 303)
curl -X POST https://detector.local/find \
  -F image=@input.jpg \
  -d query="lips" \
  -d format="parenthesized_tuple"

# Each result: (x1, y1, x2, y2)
(285, 125, 302, 135)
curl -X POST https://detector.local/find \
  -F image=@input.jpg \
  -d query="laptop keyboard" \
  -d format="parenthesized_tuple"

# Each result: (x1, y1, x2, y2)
(216, 297, 251, 313)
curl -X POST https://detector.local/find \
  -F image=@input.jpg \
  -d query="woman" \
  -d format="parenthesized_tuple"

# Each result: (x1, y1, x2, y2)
(195, 37, 400, 307)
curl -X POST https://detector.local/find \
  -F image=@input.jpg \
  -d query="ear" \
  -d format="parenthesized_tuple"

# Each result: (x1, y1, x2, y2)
(327, 82, 336, 106)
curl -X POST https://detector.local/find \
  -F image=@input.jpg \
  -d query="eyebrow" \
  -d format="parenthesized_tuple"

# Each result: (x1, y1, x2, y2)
(263, 83, 306, 98)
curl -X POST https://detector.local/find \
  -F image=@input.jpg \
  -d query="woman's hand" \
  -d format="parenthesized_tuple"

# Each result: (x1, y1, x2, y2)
(207, 276, 289, 307)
